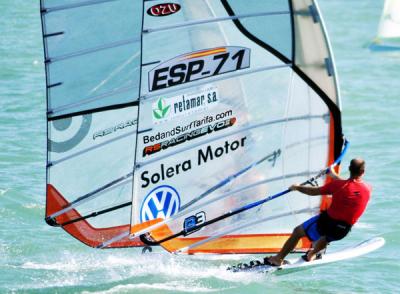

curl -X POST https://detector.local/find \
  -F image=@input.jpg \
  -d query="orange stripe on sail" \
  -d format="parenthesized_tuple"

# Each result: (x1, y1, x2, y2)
(185, 235, 311, 254)
(149, 224, 311, 254)
(184, 47, 226, 59)
(46, 184, 144, 248)
(320, 113, 337, 211)
(130, 218, 163, 234)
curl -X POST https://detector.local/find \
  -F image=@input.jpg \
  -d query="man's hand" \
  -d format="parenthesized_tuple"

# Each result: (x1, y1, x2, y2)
(289, 183, 321, 196)
(328, 166, 342, 180)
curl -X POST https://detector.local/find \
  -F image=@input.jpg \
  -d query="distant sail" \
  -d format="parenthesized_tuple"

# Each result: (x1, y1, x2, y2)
(377, 0, 400, 39)
(128, 0, 343, 254)
(370, 0, 400, 51)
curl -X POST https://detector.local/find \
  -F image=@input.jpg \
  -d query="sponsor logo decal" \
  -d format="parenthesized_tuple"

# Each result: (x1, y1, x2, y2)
(148, 46, 250, 92)
(140, 136, 247, 188)
(49, 114, 92, 153)
(153, 98, 170, 120)
(140, 144, 282, 189)
(140, 185, 181, 222)
(147, 3, 181, 17)
(92, 119, 137, 140)
(183, 211, 206, 235)
(143, 110, 233, 145)
(143, 117, 236, 157)
(152, 87, 219, 123)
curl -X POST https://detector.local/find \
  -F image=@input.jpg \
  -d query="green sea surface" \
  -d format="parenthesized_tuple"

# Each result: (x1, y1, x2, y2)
(0, 0, 399, 293)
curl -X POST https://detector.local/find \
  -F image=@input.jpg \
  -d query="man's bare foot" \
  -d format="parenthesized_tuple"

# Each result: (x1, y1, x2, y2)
(302, 250, 317, 262)
(307, 250, 316, 261)
(264, 255, 283, 266)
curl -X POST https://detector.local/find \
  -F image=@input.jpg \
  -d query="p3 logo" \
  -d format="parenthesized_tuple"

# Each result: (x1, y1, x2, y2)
(183, 211, 206, 235)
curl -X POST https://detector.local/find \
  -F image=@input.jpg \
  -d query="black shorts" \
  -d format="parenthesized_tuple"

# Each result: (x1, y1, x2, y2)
(316, 211, 352, 242)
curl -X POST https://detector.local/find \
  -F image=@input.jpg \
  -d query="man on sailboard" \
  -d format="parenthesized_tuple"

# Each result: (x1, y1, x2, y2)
(266, 158, 371, 266)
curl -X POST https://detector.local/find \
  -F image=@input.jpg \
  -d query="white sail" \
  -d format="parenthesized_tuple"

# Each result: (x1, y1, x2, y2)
(377, 0, 400, 39)
(41, 0, 344, 253)
(129, 0, 343, 254)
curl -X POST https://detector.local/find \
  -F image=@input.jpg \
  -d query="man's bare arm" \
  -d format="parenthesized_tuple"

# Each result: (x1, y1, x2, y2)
(289, 184, 321, 196)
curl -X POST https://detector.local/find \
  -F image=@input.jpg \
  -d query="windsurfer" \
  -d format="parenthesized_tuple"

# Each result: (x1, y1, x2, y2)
(266, 158, 371, 266)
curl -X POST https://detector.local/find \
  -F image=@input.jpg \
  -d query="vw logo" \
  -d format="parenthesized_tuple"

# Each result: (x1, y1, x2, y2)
(140, 185, 181, 222)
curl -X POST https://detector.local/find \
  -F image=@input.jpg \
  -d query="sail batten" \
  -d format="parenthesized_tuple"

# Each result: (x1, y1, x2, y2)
(141, 64, 291, 100)
(45, 38, 140, 64)
(144, 10, 291, 34)
(48, 85, 139, 117)
(42, 0, 119, 13)
(48, 131, 137, 167)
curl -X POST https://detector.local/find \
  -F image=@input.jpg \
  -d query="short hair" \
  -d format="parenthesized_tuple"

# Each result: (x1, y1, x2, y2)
(349, 158, 365, 177)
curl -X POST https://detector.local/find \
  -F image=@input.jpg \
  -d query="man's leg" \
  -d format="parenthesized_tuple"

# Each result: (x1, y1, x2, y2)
(306, 236, 328, 261)
(267, 225, 306, 266)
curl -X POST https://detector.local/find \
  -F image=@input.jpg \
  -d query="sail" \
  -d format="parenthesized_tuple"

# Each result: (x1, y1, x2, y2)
(128, 0, 343, 254)
(41, 0, 145, 247)
(377, 0, 400, 40)
(370, 0, 400, 50)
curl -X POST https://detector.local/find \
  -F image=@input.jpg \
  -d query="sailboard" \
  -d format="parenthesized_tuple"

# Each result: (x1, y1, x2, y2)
(40, 0, 360, 259)
(370, 0, 400, 51)
(227, 237, 385, 274)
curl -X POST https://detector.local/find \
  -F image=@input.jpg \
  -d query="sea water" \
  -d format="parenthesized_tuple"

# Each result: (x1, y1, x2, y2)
(0, 0, 399, 293)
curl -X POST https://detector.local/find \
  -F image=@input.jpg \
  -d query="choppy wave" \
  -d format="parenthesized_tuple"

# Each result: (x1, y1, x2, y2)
(13, 251, 265, 292)
(0, 188, 10, 196)
(82, 281, 223, 293)
(353, 222, 375, 229)
(23, 203, 45, 209)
